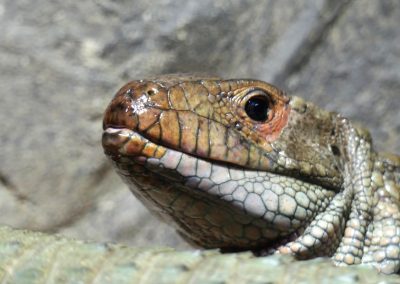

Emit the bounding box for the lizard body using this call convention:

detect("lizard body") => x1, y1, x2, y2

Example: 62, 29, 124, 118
102, 75, 400, 274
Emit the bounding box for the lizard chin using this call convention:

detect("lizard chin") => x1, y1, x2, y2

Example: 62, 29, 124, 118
103, 127, 335, 252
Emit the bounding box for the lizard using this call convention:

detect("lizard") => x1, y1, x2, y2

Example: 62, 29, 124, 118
102, 74, 400, 274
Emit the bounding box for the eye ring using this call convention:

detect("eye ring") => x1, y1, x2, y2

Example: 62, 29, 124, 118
244, 90, 271, 122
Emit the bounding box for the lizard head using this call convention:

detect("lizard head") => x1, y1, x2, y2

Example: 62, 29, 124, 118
102, 75, 343, 251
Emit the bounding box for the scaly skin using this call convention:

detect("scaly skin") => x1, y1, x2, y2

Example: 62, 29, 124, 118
102, 75, 400, 274
1, 226, 399, 283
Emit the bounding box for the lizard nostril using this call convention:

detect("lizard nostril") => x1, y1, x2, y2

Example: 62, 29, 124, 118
147, 89, 156, 96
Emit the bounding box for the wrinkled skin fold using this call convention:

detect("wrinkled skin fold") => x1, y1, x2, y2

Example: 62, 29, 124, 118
102, 75, 400, 274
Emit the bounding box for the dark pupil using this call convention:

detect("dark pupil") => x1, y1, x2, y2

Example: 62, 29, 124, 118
245, 96, 269, 121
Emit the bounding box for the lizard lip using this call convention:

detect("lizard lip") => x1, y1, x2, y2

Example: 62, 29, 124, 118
102, 127, 165, 162
102, 127, 249, 170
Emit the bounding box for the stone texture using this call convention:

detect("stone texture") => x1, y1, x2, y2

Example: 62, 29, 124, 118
286, 0, 400, 153
0, 0, 398, 248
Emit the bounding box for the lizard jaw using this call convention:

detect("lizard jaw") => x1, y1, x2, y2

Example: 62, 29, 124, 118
103, 127, 335, 251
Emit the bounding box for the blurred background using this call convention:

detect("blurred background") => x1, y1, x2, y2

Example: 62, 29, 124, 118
0, 0, 399, 249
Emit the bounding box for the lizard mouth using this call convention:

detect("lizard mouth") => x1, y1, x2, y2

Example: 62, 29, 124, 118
103, 126, 255, 171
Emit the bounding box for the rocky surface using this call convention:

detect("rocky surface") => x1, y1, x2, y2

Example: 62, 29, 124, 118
0, 0, 399, 249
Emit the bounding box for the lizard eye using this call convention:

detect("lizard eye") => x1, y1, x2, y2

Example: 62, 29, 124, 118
244, 91, 270, 121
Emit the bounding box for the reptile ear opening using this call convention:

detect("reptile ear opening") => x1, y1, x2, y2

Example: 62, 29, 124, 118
330, 145, 341, 157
